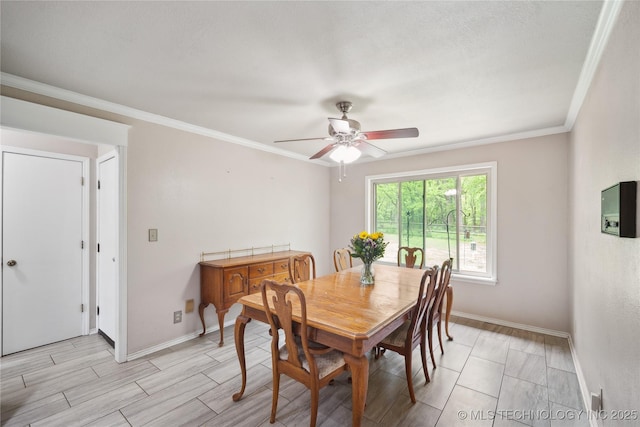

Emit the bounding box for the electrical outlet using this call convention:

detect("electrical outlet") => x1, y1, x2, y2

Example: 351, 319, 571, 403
185, 299, 195, 313
173, 310, 182, 324
149, 229, 158, 242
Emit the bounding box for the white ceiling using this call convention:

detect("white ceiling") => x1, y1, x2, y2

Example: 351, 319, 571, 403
1, 1, 607, 163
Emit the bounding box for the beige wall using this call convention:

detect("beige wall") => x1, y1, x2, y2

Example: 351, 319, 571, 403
569, 0, 640, 417
0, 128, 100, 158
125, 121, 330, 352
330, 133, 571, 332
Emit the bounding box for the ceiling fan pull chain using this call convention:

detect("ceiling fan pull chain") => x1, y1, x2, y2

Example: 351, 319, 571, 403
338, 160, 346, 182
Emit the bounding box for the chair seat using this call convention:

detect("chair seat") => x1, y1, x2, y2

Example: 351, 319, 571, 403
279, 344, 345, 378
380, 320, 411, 347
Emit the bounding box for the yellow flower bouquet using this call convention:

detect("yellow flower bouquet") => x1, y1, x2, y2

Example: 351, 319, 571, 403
349, 231, 388, 284
350, 231, 388, 264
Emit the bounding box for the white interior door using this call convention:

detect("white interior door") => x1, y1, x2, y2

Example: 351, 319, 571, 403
2, 150, 86, 355
97, 154, 118, 345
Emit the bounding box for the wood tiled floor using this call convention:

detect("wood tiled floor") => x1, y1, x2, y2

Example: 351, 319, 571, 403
1, 316, 589, 426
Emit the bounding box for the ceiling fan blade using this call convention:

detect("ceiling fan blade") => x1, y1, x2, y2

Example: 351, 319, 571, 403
274, 137, 327, 143
353, 140, 387, 158
328, 118, 351, 134
309, 143, 337, 160
361, 127, 419, 140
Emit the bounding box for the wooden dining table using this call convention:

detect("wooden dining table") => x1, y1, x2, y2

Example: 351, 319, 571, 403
232, 263, 439, 426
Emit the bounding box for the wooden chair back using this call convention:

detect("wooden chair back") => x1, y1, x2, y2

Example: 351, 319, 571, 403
375, 266, 439, 403
333, 248, 352, 272
261, 280, 309, 370
289, 254, 316, 284
427, 258, 453, 367
397, 246, 424, 269
260, 279, 347, 426
434, 258, 453, 314
407, 267, 439, 348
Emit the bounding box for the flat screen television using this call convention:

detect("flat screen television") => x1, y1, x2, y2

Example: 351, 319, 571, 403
601, 181, 637, 237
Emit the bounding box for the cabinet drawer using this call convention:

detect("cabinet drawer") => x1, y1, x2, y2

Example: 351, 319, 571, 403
249, 262, 273, 278
274, 259, 290, 275
249, 272, 292, 294
272, 272, 292, 284
248, 278, 264, 294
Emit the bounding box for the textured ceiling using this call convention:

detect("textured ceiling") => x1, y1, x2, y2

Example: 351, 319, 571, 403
0, 1, 604, 163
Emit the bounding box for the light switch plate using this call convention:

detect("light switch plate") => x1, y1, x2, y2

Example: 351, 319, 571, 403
149, 229, 158, 242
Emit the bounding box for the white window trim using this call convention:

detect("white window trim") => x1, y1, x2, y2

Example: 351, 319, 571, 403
365, 161, 497, 285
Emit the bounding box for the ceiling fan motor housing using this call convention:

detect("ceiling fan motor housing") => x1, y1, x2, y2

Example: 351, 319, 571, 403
328, 119, 361, 137
329, 100, 361, 137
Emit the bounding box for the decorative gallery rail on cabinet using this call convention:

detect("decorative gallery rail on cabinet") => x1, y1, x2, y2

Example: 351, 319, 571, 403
198, 248, 310, 346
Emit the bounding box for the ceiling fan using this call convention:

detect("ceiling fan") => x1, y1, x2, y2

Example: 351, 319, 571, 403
274, 101, 419, 164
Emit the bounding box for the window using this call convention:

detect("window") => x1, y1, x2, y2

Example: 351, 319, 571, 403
366, 162, 497, 284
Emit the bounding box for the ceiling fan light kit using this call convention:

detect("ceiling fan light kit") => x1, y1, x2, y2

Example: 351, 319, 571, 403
329, 145, 361, 163
274, 101, 419, 181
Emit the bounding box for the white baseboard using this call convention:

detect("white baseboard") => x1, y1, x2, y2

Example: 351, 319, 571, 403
567, 335, 599, 427
126, 319, 236, 361
451, 310, 570, 338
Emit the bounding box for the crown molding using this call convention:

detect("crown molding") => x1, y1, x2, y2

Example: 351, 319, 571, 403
351, 125, 570, 166
0, 72, 324, 164
564, 0, 624, 130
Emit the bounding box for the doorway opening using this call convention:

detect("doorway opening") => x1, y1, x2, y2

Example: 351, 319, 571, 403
1, 96, 129, 362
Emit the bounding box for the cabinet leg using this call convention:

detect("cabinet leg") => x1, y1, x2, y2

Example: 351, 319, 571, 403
217, 310, 226, 346
232, 314, 251, 402
198, 302, 208, 337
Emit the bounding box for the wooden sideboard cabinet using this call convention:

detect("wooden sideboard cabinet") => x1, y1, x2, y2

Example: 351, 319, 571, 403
199, 250, 310, 346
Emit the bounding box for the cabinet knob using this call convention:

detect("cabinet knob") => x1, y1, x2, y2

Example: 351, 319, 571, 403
7, 260, 17, 267
258, 267, 265, 273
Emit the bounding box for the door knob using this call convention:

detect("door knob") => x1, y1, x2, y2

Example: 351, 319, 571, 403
7, 260, 17, 267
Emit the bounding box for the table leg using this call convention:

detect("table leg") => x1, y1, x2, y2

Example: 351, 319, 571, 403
445, 285, 454, 341
343, 353, 369, 427
232, 314, 251, 401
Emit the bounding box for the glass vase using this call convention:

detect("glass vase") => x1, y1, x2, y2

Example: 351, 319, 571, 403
360, 261, 375, 285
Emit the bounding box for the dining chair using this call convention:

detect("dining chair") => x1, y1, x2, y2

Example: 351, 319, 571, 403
333, 248, 352, 272
397, 246, 424, 269
289, 253, 316, 284
427, 258, 453, 368
261, 279, 348, 427
375, 266, 439, 403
